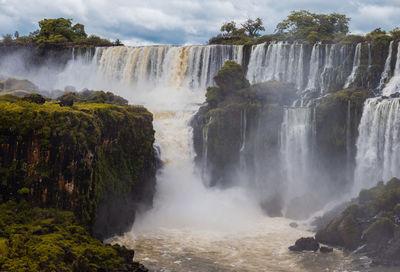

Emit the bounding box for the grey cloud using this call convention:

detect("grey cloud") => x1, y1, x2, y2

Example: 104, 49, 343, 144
0, 0, 399, 44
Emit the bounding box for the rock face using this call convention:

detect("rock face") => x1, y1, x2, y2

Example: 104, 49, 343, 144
289, 237, 320, 252
316, 178, 400, 266
191, 61, 297, 215
0, 96, 157, 239
0, 201, 149, 271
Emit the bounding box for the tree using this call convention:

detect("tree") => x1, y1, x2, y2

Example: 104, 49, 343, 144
14, 31, 19, 39
275, 10, 350, 41
1, 34, 13, 45
35, 18, 88, 43
241, 18, 265, 38
390, 27, 400, 40
220, 21, 237, 34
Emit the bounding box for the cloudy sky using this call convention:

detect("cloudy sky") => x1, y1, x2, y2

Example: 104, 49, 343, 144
0, 0, 400, 45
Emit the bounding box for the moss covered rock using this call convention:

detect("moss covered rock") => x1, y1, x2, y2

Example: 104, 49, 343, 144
0, 96, 157, 239
0, 201, 147, 272
316, 178, 400, 266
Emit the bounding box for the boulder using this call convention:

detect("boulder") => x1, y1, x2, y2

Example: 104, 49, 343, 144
320, 246, 333, 253
289, 237, 320, 252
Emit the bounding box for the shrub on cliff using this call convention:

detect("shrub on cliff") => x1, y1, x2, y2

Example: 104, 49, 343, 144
213, 61, 249, 94
0, 201, 142, 271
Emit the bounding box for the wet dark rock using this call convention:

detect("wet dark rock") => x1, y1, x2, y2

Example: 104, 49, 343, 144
289, 237, 320, 252
382, 95, 389, 99
316, 178, 400, 266
389, 92, 400, 98
320, 246, 333, 253
289, 222, 298, 228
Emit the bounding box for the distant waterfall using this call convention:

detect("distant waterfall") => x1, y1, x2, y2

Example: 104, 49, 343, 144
280, 107, 314, 207
382, 42, 400, 96
354, 98, 400, 191
377, 41, 394, 91
344, 43, 362, 88
94, 45, 244, 90
246, 42, 352, 94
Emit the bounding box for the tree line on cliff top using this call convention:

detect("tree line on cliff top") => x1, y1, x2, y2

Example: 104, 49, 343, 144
209, 10, 400, 45
1, 18, 122, 47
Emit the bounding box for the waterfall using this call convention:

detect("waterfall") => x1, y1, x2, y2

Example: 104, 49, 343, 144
305, 43, 321, 91
377, 41, 394, 91
246, 42, 307, 88
368, 43, 372, 70
239, 109, 247, 170
280, 107, 313, 208
382, 42, 400, 96
346, 100, 352, 180
354, 98, 400, 192
93, 45, 244, 91
344, 43, 362, 88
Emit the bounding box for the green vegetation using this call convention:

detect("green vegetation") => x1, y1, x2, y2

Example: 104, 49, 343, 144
275, 10, 350, 42
209, 17, 266, 45
0, 201, 137, 271
316, 178, 400, 265
1, 18, 120, 47
58, 90, 129, 106
0, 94, 156, 238
209, 11, 400, 45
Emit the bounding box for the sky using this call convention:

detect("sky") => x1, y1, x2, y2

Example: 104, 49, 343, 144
0, 0, 400, 45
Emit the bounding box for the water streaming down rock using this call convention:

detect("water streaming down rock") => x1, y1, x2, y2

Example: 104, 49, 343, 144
246, 42, 352, 95
354, 98, 400, 192
280, 107, 314, 214
377, 41, 394, 91
382, 42, 400, 96
346, 100, 352, 181
344, 43, 362, 88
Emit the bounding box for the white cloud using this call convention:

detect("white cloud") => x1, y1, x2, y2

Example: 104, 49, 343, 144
0, 0, 399, 44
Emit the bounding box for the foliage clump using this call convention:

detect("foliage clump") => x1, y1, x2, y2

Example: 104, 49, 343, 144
0, 18, 120, 47
58, 90, 128, 106
275, 10, 350, 42
0, 201, 139, 271
316, 177, 400, 266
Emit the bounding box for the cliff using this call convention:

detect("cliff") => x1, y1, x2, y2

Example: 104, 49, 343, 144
0, 95, 157, 240
315, 178, 400, 266
192, 60, 369, 218
191, 61, 297, 215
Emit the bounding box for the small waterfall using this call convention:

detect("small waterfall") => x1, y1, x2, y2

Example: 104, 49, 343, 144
368, 43, 372, 70
346, 100, 352, 180
377, 41, 394, 91
239, 109, 247, 170
354, 98, 400, 192
280, 107, 313, 207
344, 43, 362, 88
305, 43, 321, 91
72, 47, 75, 61
295, 44, 305, 90
202, 116, 213, 184
382, 42, 400, 96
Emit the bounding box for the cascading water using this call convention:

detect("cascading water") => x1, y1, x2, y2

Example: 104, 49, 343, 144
354, 98, 400, 192
344, 43, 362, 88
382, 42, 400, 96
377, 41, 394, 91
280, 107, 314, 210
